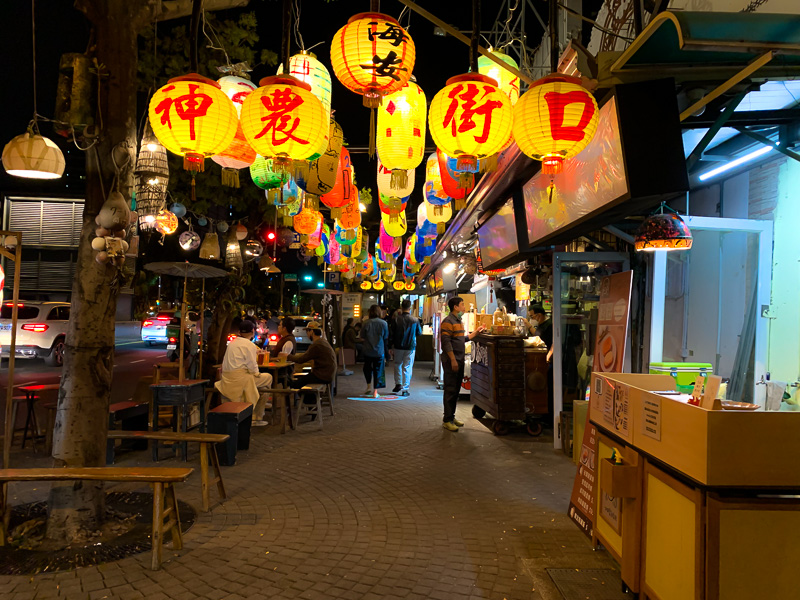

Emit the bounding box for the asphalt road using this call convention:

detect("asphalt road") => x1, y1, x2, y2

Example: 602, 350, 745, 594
0, 339, 170, 404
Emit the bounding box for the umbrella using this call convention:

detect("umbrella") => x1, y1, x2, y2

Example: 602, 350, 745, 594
145, 261, 229, 381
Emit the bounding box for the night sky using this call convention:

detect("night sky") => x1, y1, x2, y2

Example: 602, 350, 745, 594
0, 0, 548, 266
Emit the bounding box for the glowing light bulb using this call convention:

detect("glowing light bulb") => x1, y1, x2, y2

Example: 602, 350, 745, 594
144, 215, 156, 224
359, 203, 367, 212
146, 143, 158, 152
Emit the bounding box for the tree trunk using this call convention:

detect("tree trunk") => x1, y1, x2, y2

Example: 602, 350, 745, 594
45, 1, 141, 546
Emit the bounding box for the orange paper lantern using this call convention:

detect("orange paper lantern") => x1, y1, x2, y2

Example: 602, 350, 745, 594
513, 74, 599, 175
320, 147, 355, 215
240, 75, 329, 173
149, 74, 238, 171
330, 13, 415, 107
428, 73, 512, 185
338, 197, 362, 230
293, 207, 323, 236
154, 210, 179, 234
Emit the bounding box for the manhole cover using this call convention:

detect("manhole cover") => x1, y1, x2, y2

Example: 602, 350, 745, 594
0, 491, 196, 575
547, 568, 633, 600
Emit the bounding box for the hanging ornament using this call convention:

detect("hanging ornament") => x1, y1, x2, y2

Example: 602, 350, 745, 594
217, 75, 257, 116
154, 210, 178, 235
197, 217, 208, 226
478, 50, 520, 105
325, 234, 340, 265
250, 154, 289, 190
134, 119, 169, 230
199, 232, 220, 259
225, 229, 243, 270
96, 191, 132, 232
428, 73, 512, 188
211, 124, 257, 187
337, 195, 362, 232
377, 159, 414, 199
376, 80, 426, 188
240, 75, 329, 176
234, 224, 248, 240
217, 221, 230, 233
416, 202, 438, 239
378, 193, 408, 217
513, 74, 599, 176
381, 209, 407, 237
243, 238, 264, 261
320, 147, 355, 218
379, 221, 401, 255
148, 74, 238, 171
2, 132, 65, 180
293, 202, 323, 243
277, 52, 333, 126
170, 202, 187, 218
436, 149, 470, 204
295, 119, 344, 196
424, 197, 452, 234
330, 13, 415, 108
424, 153, 451, 206
179, 230, 201, 251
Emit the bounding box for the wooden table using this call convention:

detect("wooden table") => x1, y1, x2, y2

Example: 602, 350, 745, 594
16, 384, 60, 452
259, 361, 294, 388
149, 379, 208, 461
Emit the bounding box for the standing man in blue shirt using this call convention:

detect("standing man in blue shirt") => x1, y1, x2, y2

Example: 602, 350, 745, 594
390, 299, 422, 396
360, 304, 389, 398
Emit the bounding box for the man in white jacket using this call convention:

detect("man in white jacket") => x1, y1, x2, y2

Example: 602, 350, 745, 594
215, 320, 272, 426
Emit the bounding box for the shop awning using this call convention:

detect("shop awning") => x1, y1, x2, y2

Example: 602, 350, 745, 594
599, 11, 800, 89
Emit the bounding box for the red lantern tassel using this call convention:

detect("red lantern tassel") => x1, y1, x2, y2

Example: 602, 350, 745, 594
184, 153, 205, 172
369, 108, 376, 159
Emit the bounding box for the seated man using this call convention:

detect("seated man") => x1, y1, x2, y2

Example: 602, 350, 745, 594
280, 320, 336, 400
215, 320, 272, 426
270, 316, 296, 358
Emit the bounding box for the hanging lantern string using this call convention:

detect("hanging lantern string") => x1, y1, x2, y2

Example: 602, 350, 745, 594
29, 0, 40, 134
281, 0, 292, 74
292, 0, 305, 52
189, 0, 202, 73
470, 0, 481, 73
201, 9, 232, 69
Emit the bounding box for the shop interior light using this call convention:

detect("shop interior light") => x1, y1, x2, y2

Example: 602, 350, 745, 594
359, 203, 367, 212
635, 203, 693, 252
698, 145, 773, 182
443, 261, 456, 274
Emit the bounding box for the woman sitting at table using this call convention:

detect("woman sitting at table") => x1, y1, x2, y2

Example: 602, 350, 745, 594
270, 317, 296, 358
215, 320, 272, 426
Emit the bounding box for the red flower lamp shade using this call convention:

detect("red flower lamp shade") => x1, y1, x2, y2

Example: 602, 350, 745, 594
635, 213, 693, 251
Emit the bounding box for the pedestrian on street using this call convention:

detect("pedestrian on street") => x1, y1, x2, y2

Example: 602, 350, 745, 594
440, 296, 485, 431
360, 304, 389, 398
215, 320, 273, 426
391, 299, 422, 396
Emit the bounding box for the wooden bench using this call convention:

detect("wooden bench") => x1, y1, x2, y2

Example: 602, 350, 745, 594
107, 431, 228, 512
0, 467, 192, 570
207, 403, 253, 466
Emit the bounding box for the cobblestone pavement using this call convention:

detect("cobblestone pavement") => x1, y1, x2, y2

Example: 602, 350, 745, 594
1, 362, 617, 599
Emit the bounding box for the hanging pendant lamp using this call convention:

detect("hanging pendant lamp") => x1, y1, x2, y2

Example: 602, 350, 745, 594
635, 204, 693, 251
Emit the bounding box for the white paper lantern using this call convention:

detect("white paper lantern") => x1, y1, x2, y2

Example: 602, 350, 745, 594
2, 133, 65, 179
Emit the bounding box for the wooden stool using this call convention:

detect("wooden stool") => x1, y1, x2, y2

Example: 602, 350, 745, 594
10, 395, 41, 451
151, 480, 183, 571
293, 385, 324, 431
319, 383, 334, 417
41, 401, 57, 456
207, 403, 253, 466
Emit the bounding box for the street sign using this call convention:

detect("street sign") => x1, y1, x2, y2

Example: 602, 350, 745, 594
284, 274, 298, 281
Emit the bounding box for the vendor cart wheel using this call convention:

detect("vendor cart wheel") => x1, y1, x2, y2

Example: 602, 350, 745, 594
493, 421, 510, 436
526, 421, 544, 437
471, 405, 486, 419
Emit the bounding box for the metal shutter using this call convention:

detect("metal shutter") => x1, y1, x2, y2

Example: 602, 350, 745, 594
6, 197, 84, 248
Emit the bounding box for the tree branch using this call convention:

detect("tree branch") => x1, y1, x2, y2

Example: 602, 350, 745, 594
156, 0, 250, 22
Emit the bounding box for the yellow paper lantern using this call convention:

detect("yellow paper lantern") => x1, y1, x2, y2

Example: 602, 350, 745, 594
154, 210, 178, 234
149, 74, 238, 171
392, 280, 405, 291
404, 281, 415, 291
428, 73, 512, 180
360, 280, 372, 290
478, 50, 520, 106
377, 159, 414, 198
372, 280, 385, 291
513, 74, 599, 175
330, 13, 415, 107
277, 52, 332, 123
240, 75, 329, 174
424, 198, 452, 234
376, 81, 426, 187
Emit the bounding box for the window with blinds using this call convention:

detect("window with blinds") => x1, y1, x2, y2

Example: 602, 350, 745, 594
2, 196, 85, 292
5, 197, 84, 247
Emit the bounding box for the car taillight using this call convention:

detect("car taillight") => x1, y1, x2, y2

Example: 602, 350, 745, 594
21, 323, 48, 332
142, 320, 153, 327
269, 334, 279, 341
5, 302, 24, 307
156, 316, 171, 321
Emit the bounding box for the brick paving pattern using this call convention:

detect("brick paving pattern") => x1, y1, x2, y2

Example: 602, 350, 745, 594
1, 362, 617, 599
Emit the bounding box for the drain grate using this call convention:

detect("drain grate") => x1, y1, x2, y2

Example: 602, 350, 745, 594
546, 568, 634, 600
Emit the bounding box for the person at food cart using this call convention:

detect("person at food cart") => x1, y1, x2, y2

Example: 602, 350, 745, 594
215, 320, 273, 427
528, 305, 555, 415
440, 297, 486, 432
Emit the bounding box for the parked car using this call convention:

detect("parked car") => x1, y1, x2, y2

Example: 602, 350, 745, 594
0, 301, 70, 366
141, 311, 175, 345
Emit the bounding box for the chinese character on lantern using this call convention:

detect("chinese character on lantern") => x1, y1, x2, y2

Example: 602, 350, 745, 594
256, 87, 309, 146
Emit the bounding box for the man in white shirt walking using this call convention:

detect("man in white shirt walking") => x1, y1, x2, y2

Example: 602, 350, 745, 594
215, 320, 273, 426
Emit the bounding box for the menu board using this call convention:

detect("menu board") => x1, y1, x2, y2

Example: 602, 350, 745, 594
592, 271, 633, 375
568, 411, 597, 539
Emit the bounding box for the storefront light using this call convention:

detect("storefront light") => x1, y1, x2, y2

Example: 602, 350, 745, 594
443, 261, 456, 274
698, 145, 772, 182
